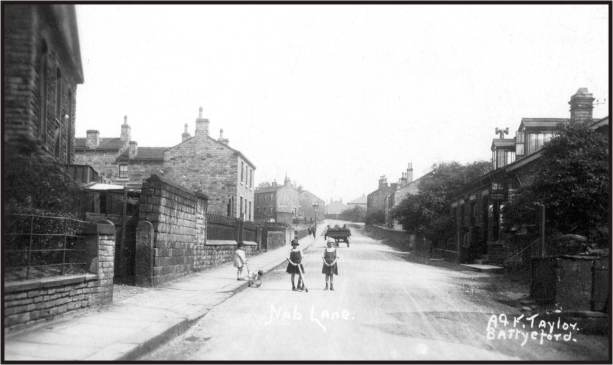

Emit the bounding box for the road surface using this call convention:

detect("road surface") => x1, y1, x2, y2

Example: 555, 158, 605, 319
144, 221, 608, 361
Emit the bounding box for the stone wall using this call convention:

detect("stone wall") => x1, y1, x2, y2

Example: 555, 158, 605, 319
202, 242, 258, 268
135, 174, 208, 286
73, 149, 125, 182
364, 225, 432, 257
3, 222, 115, 331
4, 4, 80, 164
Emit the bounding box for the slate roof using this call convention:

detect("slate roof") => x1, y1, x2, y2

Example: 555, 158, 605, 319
491, 138, 516, 150
115, 147, 167, 162
255, 185, 282, 194
74, 137, 126, 151
519, 118, 569, 129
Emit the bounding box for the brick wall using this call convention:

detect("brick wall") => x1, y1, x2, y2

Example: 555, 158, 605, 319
3, 222, 115, 331
3, 5, 80, 164
135, 174, 208, 286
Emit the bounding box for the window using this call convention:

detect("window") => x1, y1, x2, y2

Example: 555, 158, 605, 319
241, 162, 244, 182
240, 197, 244, 218
526, 131, 555, 155
119, 165, 128, 178
249, 201, 252, 221
56, 68, 62, 120
515, 130, 524, 156
66, 89, 72, 164
38, 40, 48, 140
250, 169, 253, 187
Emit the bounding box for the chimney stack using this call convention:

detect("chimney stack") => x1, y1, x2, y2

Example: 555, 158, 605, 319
86, 130, 100, 149
569, 88, 594, 125
195, 106, 210, 137
400, 171, 408, 186
182, 123, 191, 142
378, 175, 388, 189
218, 128, 229, 145
129, 141, 138, 159
120, 115, 131, 143
406, 162, 413, 183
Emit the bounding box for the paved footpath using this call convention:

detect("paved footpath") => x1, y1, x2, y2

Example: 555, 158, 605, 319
4, 226, 323, 361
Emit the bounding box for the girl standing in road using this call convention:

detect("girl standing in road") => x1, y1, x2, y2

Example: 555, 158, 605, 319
286, 240, 305, 291
322, 240, 339, 290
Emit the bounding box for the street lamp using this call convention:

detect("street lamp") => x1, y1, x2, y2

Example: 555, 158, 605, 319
312, 202, 319, 238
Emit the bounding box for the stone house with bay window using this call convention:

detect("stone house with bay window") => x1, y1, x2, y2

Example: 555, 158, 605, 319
449, 88, 609, 265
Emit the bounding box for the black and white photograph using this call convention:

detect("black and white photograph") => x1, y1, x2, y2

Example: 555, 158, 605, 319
1, 1, 611, 362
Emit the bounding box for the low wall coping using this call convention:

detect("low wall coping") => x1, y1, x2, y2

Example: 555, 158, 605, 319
4, 274, 98, 293
81, 221, 115, 235
206, 240, 257, 246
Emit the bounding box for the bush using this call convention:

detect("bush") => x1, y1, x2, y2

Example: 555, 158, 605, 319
339, 206, 366, 222
5, 134, 83, 216
503, 123, 608, 246
365, 210, 385, 225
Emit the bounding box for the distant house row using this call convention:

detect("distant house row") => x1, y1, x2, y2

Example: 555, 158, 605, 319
366, 88, 609, 265
448, 88, 608, 264
254, 177, 325, 225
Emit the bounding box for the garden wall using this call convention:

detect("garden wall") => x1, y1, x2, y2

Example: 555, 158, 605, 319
3, 221, 115, 331
135, 175, 207, 286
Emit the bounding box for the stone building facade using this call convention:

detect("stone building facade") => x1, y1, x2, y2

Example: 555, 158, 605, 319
366, 176, 397, 223
298, 190, 325, 223
74, 116, 135, 183
162, 109, 255, 220
4, 4, 83, 163
254, 178, 300, 224
325, 199, 348, 218
449, 88, 609, 264
75, 109, 256, 220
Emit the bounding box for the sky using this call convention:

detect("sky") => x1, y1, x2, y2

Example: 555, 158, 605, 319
74, 4, 609, 203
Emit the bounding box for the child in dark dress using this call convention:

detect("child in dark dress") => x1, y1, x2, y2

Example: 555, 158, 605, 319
322, 240, 339, 290
286, 239, 305, 291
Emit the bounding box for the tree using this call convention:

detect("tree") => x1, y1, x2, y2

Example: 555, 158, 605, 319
503, 123, 608, 246
392, 161, 491, 245
365, 210, 385, 225
339, 206, 366, 222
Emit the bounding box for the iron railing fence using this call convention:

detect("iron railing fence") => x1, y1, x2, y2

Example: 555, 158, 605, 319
4, 214, 90, 281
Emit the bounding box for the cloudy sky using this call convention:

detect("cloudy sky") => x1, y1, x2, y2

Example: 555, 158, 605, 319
75, 4, 608, 203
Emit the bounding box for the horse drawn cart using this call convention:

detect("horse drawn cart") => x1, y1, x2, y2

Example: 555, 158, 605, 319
324, 225, 351, 247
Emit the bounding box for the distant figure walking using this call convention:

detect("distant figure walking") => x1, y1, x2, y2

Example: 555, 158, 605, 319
286, 239, 305, 291
322, 240, 339, 290
311, 225, 316, 239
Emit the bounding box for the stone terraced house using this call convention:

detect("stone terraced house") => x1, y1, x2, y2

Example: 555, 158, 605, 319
74, 108, 256, 220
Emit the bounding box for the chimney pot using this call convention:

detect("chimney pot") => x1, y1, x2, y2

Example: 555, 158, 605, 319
569, 88, 595, 125
182, 123, 191, 142
86, 130, 100, 149
120, 115, 131, 143
195, 107, 209, 137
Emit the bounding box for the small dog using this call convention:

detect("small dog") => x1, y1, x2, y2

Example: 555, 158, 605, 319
247, 269, 264, 288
